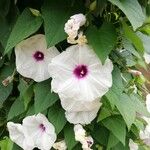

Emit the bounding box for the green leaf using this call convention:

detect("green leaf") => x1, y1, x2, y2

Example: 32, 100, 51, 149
102, 116, 126, 145
97, 107, 112, 122
0, 0, 10, 17
131, 94, 150, 117
86, 23, 117, 63
64, 124, 78, 150
92, 125, 109, 146
137, 31, 150, 54
12, 143, 22, 150
122, 22, 144, 53
109, 0, 145, 30
111, 142, 129, 150
122, 37, 141, 58
106, 68, 136, 129
34, 80, 58, 113
5, 8, 43, 54
48, 104, 67, 134
18, 79, 34, 110
0, 137, 13, 150
42, 0, 83, 47
107, 133, 119, 149
7, 98, 25, 120
0, 65, 14, 107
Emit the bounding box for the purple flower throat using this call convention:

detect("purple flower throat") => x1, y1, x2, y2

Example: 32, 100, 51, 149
73, 64, 88, 79
33, 51, 44, 61
39, 124, 46, 132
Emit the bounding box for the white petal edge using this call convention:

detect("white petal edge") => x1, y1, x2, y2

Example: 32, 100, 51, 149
65, 103, 102, 125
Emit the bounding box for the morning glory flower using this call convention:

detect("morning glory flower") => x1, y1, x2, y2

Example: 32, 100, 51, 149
64, 14, 86, 39
22, 113, 57, 150
49, 44, 113, 102
7, 113, 56, 150
7, 122, 34, 150
65, 102, 101, 125
15, 34, 59, 82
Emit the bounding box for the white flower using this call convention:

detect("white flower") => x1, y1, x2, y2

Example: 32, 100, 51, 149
53, 140, 67, 150
129, 139, 138, 150
74, 124, 94, 150
22, 113, 57, 150
65, 103, 101, 125
15, 34, 59, 82
144, 52, 150, 64
7, 122, 34, 150
49, 44, 113, 102
64, 14, 86, 38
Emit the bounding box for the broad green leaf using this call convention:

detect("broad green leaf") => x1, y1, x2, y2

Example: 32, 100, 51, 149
122, 37, 141, 59
112, 142, 129, 150
26, 105, 35, 116
42, 0, 83, 47
102, 116, 126, 145
107, 133, 119, 150
109, 0, 145, 30
0, 108, 7, 126
137, 31, 150, 54
12, 143, 22, 150
0, 137, 13, 150
86, 23, 117, 63
48, 104, 67, 134
5, 8, 43, 54
7, 98, 25, 120
0, 64, 14, 107
0, 0, 10, 17
0, 4, 18, 48
64, 124, 77, 150
92, 125, 109, 146
122, 22, 144, 53
131, 94, 150, 117
34, 80, 58, 113
97, 107, 112, 122
18, 79, 34, 110
106, 68, 136, 129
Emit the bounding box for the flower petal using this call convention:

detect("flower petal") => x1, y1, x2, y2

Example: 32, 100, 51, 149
7, 122, 34, 150
60, 96, 100, 112
65, 103, 102, 125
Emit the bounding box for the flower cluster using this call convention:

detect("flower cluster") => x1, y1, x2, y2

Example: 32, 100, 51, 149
7, 113, 56, 150
9, 13, 114, 149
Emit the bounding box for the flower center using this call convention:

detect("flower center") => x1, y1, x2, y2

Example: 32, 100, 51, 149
33, 51, 44, 61
39, 124, 46, 132
73, 64, 88, 79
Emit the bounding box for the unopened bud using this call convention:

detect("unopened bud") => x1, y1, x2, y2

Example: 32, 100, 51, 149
2, 76, 13, 86
128, 69, 142, 76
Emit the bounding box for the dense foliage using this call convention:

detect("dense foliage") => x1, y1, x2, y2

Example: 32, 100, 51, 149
1, 0, 150, 150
